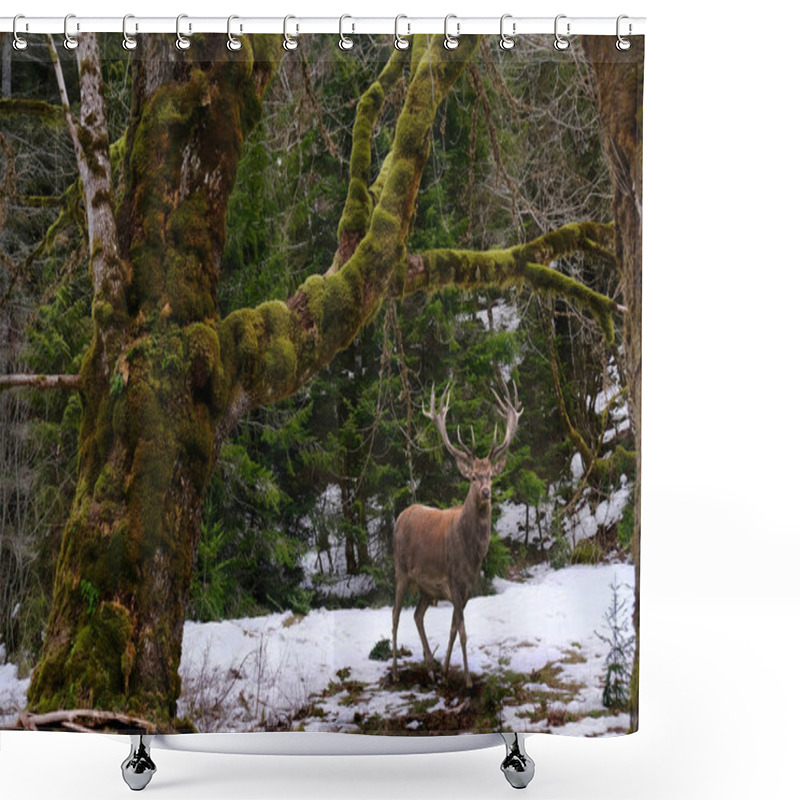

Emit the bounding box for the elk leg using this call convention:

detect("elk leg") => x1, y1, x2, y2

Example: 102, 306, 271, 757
392, 576, 408, 682
443, 610, 460, 680
458, 617, 472, 688
414, 594, 435, 681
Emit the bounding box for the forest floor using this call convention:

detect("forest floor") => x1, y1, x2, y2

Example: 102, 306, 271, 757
176, 562, 633, 737
0, 562, 633, 736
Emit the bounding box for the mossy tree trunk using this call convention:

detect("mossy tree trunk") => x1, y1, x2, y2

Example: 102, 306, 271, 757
583, 36, 644, 732
26, 34, 284, 727
18, 34, 625, 730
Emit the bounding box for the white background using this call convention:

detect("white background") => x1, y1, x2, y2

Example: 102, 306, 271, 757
2, 1, 798, 798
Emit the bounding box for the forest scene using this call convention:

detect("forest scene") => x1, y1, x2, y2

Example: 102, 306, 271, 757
0, 32, 642, 737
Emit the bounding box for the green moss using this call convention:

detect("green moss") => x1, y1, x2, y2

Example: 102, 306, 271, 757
30, 601, 134, 712
258, 300, 292, 338
186, 322, 222, 391
263, 337, 297, 388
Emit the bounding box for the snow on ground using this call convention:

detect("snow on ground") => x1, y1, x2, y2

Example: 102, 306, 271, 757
175, 563, 634, 736
0, 564, 633, 737
0, 653, 30, 728
495, 478, 631, 551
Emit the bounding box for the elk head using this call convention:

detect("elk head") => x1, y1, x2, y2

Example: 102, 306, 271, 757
422, 379, 523, 507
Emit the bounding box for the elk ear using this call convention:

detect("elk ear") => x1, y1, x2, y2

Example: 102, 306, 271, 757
455, 457, 473, 479
491, 456, 508, 477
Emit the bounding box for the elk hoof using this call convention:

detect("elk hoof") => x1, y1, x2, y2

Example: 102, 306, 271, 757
500, 733, 535, 790
121, 735, 157, 791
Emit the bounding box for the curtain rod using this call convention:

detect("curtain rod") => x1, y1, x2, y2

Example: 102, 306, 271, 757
0, 16, 646, 37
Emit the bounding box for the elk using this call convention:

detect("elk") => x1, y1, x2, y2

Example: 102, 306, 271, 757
392, 381, 522, 688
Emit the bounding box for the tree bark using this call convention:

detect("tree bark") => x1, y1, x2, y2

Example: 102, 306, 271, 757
582, 35, 644, 732
27, 35, 284, 728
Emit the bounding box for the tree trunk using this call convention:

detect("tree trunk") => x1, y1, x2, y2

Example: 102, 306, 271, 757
27, 35, 283, 728
1, 34, 11, 98
582, 35, 644, 732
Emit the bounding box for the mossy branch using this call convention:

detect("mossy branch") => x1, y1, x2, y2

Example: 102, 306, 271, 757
335, 47, 409, 259
220, 36, 482, 432
402, 221, 620, 342
0, 98, 65, 123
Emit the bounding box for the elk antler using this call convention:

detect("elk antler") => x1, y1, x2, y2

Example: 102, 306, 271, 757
422, 383, 473, 464
488, 379, 523, 464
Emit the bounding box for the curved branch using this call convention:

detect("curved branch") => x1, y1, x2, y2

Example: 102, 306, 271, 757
0, 374, 82, 392
402, 220, 621, 341
217, 36, 482, 436
334, 47, 409, 267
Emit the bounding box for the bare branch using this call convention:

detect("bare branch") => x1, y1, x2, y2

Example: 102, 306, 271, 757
17, 708, 155, 733
0, 374, 82, 392
47, 34, 125, 316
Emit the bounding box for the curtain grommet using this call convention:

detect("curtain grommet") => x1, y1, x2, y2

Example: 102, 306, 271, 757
443, 13, 460, 50
499, 14, 515, 50
12, 14, 28, 51
616, 15, 632, 51
554, 14, 570, 51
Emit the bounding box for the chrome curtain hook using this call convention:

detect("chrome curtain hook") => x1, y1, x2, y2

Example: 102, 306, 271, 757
283, 15, 298, 51
122, 14, 138, 50
616, 15, 632, 51
12, 14, 28, 51
339, 14, 354, 50
443, 13, 460, 50
64, 14, 79, 50
227, 15, 242, 51
394, 15, 410, 51
176, 14, 191, 51
499, 14, 515, 50
553, 14, 570, 51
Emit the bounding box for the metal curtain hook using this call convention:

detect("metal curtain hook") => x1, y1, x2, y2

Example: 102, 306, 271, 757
616, 15, 632, 51
554, 14, 570, 50
283, 15, 298, 51
12, 14, 28, 51
227, 15, 242, 51
176, 14, 191, 50
64, 14, 79, 50
443, 13, 459, 50
499, 14, 515, 50
394, 15, 410, 51
122, 14, 138, 50
339, 14, 354, 50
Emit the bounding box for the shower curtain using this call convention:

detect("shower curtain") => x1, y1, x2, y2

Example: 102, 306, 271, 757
0, 31, 643, 739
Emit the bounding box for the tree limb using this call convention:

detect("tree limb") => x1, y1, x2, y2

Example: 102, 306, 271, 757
401, 220, 621, 341
0, 97, 65, 123
333, 46, 409, 268
47, 34, 126, 318
218, 36, 482, 437
17, 708, 155, 733
0, 374, 82, 392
